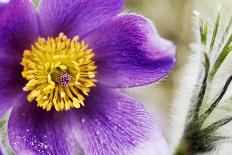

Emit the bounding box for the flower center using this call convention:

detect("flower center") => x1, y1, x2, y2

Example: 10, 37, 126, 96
21, 33, 97, 111
59, 73, 72, 87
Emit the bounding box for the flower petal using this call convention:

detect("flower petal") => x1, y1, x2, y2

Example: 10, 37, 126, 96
0, 0, 39, 60
0, 58, 24, 117
8, 100, 81, 155
38, 0, 125, 38
68, 86, 167, 155
84, 15, 176, 88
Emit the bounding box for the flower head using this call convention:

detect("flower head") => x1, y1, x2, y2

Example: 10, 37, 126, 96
0, 0, 175, 154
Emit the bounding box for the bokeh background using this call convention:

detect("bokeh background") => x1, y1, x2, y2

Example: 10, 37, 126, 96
125, 0, 231, 137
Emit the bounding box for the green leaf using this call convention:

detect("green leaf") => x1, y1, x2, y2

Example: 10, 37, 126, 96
200, 75, 232, 125
203, 116, 232, 133
200, 19, 208, 46
209, 12, 221, 53
218, 16, 232, 51
209, 34, 232, 80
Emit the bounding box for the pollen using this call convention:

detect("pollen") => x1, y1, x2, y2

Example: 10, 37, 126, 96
21, 33, 97, 111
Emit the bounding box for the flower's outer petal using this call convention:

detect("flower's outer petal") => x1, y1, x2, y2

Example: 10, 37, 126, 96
8, 100, 81, 155
0, 0, 39, 60
68, 86, 167, 155
38, 0, 125, 38
0, 58, 25, 118
84, 15, 176, 88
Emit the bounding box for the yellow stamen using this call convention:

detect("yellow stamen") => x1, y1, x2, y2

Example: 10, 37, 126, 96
21, 33, 97, 112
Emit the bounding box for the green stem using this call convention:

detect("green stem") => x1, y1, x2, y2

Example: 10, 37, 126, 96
193, 62, 208, 120
174, 140, 192, 155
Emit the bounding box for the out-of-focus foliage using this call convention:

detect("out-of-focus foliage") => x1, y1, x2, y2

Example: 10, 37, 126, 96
33, 0, 39, 6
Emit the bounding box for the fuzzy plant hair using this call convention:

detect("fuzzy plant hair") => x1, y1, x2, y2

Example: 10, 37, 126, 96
168, 5, 232, 155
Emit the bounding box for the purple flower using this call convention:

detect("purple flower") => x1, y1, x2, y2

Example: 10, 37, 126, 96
0, 0, 175, 154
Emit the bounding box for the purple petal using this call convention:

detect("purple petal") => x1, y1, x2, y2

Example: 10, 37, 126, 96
68, 86, 167, 155
0, 58, 25, 117
0, 0, 39, 60
38, 0, 125, 38
8, 99, 80, 155
84, 15, 176, 88
0, 149, 3, 155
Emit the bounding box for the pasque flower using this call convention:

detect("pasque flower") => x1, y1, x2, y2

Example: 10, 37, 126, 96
0, 0, 175, 154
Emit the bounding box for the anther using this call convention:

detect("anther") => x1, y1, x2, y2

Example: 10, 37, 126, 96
21, 33, 97, 111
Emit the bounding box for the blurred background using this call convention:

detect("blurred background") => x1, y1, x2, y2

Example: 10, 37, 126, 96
125, 0, 231, 137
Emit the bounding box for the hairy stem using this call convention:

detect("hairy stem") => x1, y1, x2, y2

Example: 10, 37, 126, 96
200, 75, 232, 125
